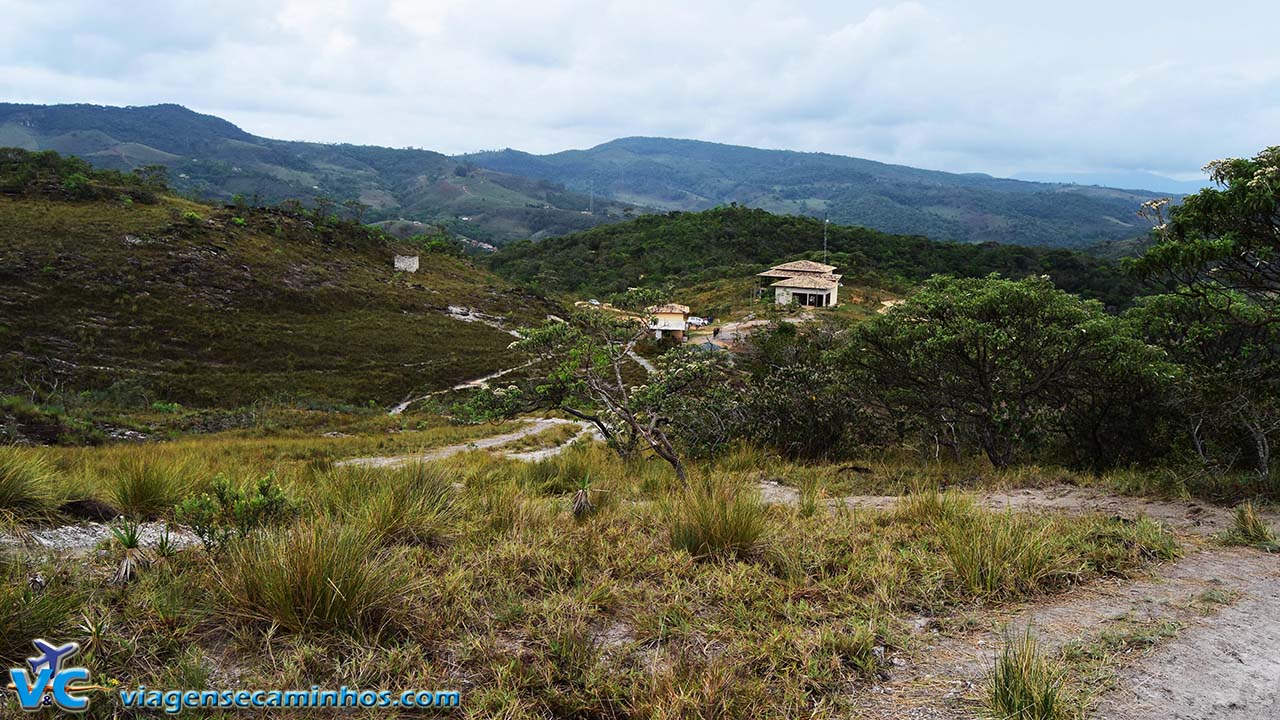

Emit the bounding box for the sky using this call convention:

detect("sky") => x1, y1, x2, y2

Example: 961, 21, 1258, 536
1, 0, 1277, 181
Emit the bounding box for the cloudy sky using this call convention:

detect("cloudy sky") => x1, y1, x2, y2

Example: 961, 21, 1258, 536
1, 0, 1276, 180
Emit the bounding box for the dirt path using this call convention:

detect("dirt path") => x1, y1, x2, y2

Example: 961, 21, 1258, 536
756, 481, 1280, 719
390, 360, 536, 415
626, 349, 656, 374
336, 418, 597, 468
757, 482, 1257, 537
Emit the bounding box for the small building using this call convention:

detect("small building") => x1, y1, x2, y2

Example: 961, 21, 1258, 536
648, 303, 690, 341
757, 260, 841, 307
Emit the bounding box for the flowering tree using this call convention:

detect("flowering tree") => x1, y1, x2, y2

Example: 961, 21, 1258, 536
1133, 147, 1280, 326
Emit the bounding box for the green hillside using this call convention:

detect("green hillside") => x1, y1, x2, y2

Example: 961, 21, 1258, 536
463, 136, 1170, 249
488, 206, 1145, 308
0, 103, 636, 245
0, 150, 558, 408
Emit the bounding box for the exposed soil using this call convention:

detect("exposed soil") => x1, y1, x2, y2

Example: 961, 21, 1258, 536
757, 482, 1280, 719
336, 417, 598, 468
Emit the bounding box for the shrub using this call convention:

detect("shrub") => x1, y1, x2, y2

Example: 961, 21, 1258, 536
986, 630, 1076, 720
668, 476, 769, 560
110, 455, 198, 519
182, 210, 202, 225
0, 446, 59, 517
219, 519, 420, 637
176, 473, 294, 553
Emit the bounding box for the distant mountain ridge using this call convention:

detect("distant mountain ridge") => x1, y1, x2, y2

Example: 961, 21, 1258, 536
1, 102, 1175, 250
0, 102, 633, 245
461, 136, 1171, 249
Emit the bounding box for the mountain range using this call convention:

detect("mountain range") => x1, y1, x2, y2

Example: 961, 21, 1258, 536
462, 137, 1172, 249
1, 103, 1176, 249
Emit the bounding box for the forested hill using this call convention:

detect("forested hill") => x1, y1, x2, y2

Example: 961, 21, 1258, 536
487, 206, 1145, 308
462, 136, 1170, 250
0, 103, 634, 245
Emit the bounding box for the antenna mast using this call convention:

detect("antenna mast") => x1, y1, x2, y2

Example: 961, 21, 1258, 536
823, 213, 829, 264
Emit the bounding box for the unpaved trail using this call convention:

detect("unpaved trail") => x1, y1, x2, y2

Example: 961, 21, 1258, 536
337, 418, 598, 468
390, 359, 536, 415
626, 349, 656, 374
756, 481, 1280, 719
758, 482, 1263, 537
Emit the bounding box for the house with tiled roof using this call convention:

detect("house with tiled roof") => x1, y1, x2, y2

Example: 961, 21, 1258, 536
757, 260, 842, 307
647, 303, 691, 340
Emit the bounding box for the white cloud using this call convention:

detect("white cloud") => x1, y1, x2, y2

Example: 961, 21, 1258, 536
0, 0, 1275, 177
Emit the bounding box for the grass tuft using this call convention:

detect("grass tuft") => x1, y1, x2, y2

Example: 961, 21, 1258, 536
942, 512, 1078, 600
668, 476, 769, 560
110, 454, 199, 519
0, 446, 59, 517
219, 518, 421, 637
1222, 501, 1278, 551
327, 463, 457, 546
987, 629, 1077, 720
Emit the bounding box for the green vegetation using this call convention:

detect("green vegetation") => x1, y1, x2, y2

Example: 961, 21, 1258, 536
1222, 502, 1278, 551
175, 473, 294, 552
464, 136, 1166, 249
489, 205, 1144, 307
986, 630, 1077, 720
0, 446, 59, 517
220, 518, 423, 637
667, 476, 768, 559
109, 455, 198, 519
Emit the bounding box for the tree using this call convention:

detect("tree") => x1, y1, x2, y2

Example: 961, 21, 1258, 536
455, 301, 725, 481
1132, 147, 1280, 326
854, 275, 1168, 467
343, 199, 370, 224
1128, 293, 1280, 476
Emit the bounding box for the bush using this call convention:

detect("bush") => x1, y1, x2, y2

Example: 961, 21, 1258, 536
668, 476, 769, 560
0, 446, 59, 517
182, 210, 202, 225
110, 455, 198, 519
219, 519, 421, 636
986, 630, 1076, 720
176, 473, 294, 553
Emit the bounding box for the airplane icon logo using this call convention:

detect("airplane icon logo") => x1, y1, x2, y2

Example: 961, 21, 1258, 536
27, 640, 80, 675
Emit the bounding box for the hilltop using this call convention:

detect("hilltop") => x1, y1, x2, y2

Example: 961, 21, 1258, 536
0, 149, 558, 408
0, 103, 634, 246
462, 136, 1171, 249
487, 206, 1144, 308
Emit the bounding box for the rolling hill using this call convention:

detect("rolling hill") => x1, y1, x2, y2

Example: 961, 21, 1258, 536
462, 137, 1171, 249
0, 149, 558, 408
487, 206, 1145, 309
0, 102, 635, 246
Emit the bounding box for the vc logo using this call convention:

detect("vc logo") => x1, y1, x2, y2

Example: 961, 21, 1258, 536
7, 639, 95, 713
